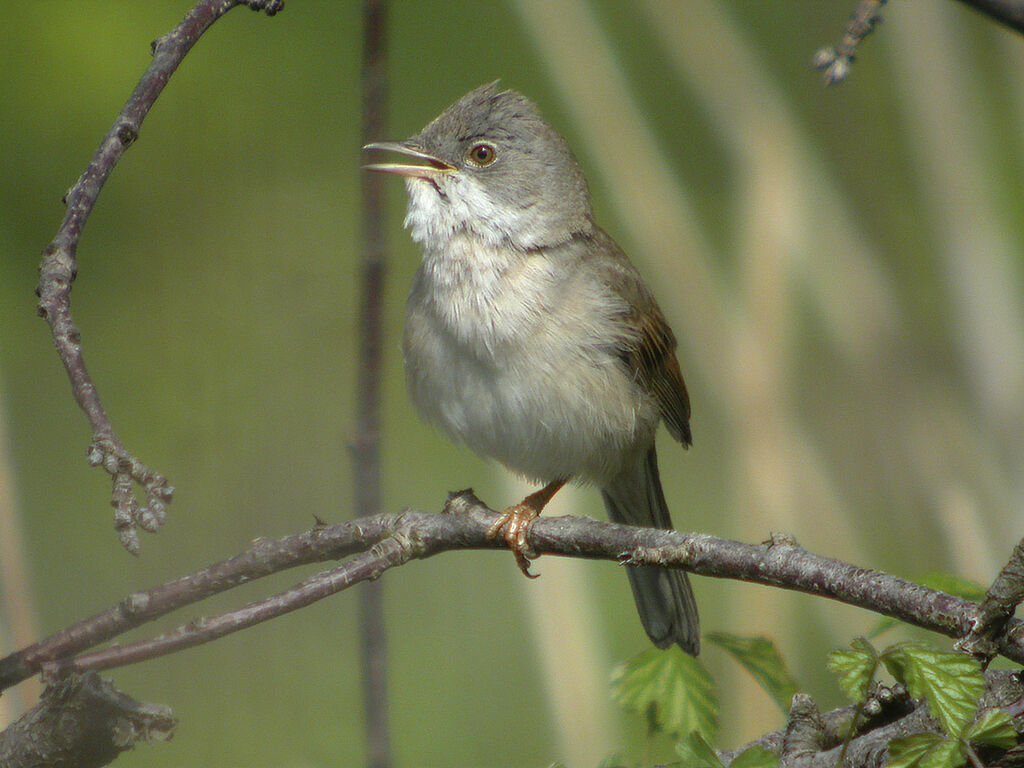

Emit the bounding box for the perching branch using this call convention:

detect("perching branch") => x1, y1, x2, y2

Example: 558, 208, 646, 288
35, 0, 283, 554
2, 490, 1020, 694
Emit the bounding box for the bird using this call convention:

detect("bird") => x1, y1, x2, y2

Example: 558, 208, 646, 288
363, 82, 699, 654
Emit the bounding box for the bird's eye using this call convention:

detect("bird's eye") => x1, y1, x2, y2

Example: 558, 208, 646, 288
467, 143, 497, 166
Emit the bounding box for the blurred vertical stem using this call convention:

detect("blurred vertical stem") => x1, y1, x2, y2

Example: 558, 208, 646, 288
356, 2, 391, 767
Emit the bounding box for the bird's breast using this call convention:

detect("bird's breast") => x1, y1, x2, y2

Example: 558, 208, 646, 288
402, 239, 659, 483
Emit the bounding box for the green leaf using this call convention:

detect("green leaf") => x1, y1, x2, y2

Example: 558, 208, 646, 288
729, 745, 780, 768
706, 632, 798, 714
611, 647, 718, 740
674, 731, 725, 768
918, 572, 987, 602
673, 737, 779, 768
884, 644, 985, 735
867, 615, 899, 639
962, 708, 1017, 750
886, 733, 961, 768
827, 637, 878, 702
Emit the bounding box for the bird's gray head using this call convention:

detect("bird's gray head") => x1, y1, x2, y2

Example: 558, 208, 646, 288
364, 82, 594, 251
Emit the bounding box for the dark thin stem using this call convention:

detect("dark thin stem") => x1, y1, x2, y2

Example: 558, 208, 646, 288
34, 0, 283, 553
355, 3, 391, 767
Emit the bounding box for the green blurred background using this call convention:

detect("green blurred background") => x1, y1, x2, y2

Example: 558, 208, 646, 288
2, 1, 1023, 765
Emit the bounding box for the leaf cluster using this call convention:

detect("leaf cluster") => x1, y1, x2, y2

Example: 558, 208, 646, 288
827, 638, 1016, 768
610, 632, 796, 767
606, 599, 1018, 768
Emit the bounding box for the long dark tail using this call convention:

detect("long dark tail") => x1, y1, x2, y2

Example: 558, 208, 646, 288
601, 446, 700, 655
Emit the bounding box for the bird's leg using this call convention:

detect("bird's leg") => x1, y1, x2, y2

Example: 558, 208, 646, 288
486, 478, 568, 578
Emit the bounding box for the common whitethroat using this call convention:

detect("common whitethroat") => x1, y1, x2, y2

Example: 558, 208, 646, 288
364, 82, 699, 654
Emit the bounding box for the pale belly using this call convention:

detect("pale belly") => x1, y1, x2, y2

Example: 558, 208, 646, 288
402, 246, 658, 484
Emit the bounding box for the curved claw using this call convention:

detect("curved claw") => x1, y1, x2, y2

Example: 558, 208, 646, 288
485, 479, 567, 578
487, 504, 541, 578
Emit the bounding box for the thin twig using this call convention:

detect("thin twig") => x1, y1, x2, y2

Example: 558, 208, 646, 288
0, 513, 385, 690
355, 2, 392, 767
3, 490, 1021, 693
814, 0, 1024, 87
813, 0, 887, 85
35, 0, 283, 554
45, 537, 413, 677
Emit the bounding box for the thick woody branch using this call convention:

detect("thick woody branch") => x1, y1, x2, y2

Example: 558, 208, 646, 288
958, 537, 1024, 662
781, 694, 826, 761
0, 672, 175, 768
1, 490, 1018, 693
721, 685, 915, 765
35, 0, 283, 554
726, 672, 1022, 767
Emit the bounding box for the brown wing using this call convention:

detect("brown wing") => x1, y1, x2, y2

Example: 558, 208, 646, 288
631, 305, 692, 446
585, 227, 692, 447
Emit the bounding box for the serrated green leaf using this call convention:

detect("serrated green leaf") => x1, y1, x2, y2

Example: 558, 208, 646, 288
706, 632, 798, 714
886, 733, 961, 768
886, 645, 985, 735
827, 637, 878, 702
729, 745, 780, 768
887, 733, 941, 768
918, 572, 987, 602
674, 731, 725, 768
962, 708, 1017, 749
611, 647, 718, 739
882, 647, 908, 679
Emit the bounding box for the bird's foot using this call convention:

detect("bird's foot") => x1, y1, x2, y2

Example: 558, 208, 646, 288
485, 478, 568, 579
487, 502, 541, 578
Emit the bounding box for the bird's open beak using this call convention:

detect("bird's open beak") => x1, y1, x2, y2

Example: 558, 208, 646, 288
362, 141, 455, 179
